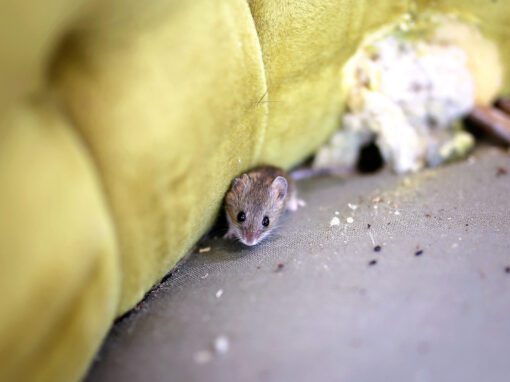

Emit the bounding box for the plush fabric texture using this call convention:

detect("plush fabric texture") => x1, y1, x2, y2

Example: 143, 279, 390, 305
0, 1, 509, 381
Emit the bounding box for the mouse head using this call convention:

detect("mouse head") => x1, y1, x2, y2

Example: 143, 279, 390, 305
225, 173, 288, 246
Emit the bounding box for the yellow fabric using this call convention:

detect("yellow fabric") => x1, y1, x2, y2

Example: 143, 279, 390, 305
0, 100, 119, 381
0, 1, 509, 381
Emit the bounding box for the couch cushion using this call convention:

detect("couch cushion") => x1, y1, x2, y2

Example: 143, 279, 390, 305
53, 0, 268, 314
0, 100, 119, 381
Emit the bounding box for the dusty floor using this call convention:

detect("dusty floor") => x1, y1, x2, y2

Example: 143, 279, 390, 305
87, 147, 510, 382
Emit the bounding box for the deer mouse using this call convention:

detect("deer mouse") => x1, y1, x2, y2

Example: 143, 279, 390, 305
224, 165, 305, 246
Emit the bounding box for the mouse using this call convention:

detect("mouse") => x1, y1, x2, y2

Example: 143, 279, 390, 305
223, 165, 305, 246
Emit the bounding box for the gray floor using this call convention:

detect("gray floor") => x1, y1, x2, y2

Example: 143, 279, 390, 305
87, 147, 510, 382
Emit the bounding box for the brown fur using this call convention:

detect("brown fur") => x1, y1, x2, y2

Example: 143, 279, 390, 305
224, 165, 297, 246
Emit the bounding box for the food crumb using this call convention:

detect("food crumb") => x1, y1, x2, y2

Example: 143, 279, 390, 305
200, 273, 209, 279
214, 336, 230, 355
367, 223, 371, 229
415, 249, 424, 256
394, 210, 401, 216
368, 259, 378, 266
348, 203, 358, 210
199, 247, 211, 253
374, 245, 382, 252
346, 217, 354, 224
275, 263, 285, 272
215, 289, 224, 298
330, 216, 341, 226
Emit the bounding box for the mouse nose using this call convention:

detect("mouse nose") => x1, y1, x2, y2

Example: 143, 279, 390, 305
244, 231, 257, 245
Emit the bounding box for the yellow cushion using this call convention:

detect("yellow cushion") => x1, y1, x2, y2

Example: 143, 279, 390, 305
0, 100, 119, 382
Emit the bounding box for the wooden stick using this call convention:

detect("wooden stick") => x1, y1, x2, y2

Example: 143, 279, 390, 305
468, 105, 510, 144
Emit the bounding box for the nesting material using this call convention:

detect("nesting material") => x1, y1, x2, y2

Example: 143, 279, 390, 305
313, 16, 502, 174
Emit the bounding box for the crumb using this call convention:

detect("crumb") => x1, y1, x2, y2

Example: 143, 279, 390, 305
256, 265, 261, 270
505, 266, 510, 274
465, 223, 469, 227
346, 217, 354, 224
199, 247, 211, 253
215, 289, 224, 298
275, 263, 285, 272
214, 336, 229, 354
335, 211, 340, 215
415, 249, 424, 256
374, 245, 382, 252
348, 203, 358, 210
496, 167, 508, 177
330, 216, 341, 226
200, 273, 209, 279
425, 213, 432, 218
367, 223, 371, 229
368, 259, 378, 266
394, 210, 400, 216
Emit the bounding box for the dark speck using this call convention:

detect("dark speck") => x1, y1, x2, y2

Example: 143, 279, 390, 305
367, 223, 371, 229
415, 249, 424, 256
275, 263, 284, 272
505, 266, 510, 274
496, 167, 508, 177
374, 245, 382, 252
368, 259, 378, 266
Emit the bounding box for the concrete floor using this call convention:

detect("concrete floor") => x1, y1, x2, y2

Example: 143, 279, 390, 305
87, 147, 510, 382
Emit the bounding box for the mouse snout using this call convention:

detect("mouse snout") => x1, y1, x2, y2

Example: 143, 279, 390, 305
243, 230, 259, 246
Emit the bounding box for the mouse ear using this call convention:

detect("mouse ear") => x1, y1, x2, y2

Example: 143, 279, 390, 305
271, 176, 288, 201
232, 174, 250, 193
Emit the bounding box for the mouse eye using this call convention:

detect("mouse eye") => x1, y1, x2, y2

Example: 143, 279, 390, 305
262, 216, 270, 227
237, 211, 246, 223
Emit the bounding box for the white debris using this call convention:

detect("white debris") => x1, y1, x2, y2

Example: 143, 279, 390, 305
335, 211, 340, 215
314, 19, 477, 174
348, 203, 358, 210
330, 217, 341, 226
346, 217, 354, 224
215, 289, 224, 298
214, 336, 230, 354
200, 273, 209, 279
394, 210, 400, 216
199, 247, 211, 253
368, 231, 376, 246
193, 350, 213, 364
